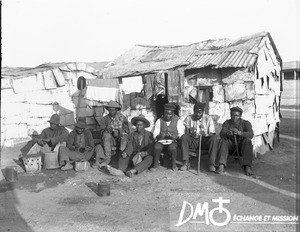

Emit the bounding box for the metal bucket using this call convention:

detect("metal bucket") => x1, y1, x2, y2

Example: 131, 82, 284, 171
98, 182, 110, 196
5, 166, 18, 182
75, 161, 89, 172
44, 152, 59, 169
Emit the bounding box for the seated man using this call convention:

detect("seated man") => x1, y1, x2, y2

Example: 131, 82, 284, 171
59, 117, 96, 170
20, 131, 40, 156
26, 114, 69, 156
181, 102, 219, 171
119, 115, 154, 177
216, 106, 254, 176
95, 100, 129, 168
152, 103, 185, 171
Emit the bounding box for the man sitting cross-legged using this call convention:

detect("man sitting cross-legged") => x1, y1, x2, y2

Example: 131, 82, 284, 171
59, 117, 100, 170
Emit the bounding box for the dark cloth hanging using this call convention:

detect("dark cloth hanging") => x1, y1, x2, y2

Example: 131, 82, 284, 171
167, 69, 185, 104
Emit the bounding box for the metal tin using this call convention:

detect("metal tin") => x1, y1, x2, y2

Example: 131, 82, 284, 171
98, 183, 110, 196
44, 152, 59, 169
75, 161, 89, 172
5, 166, 18, 182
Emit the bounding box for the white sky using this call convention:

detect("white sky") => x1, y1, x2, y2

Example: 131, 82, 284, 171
2, 0, 299, 67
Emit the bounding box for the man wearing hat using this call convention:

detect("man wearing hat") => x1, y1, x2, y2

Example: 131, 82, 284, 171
59, 117, 96, 170
26, 114, 69, 156
215, 106, 254, 175
152, 103, 185, 171
118, 115, 154, 177
181, 102, 219, 171
95, 100, 129, 168
20, 131, 40, 156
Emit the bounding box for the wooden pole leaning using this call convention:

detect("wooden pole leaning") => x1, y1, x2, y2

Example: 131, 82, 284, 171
233, 134, 243, 168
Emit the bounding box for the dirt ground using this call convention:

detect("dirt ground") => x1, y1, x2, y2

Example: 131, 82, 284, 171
0, 108, 299, 232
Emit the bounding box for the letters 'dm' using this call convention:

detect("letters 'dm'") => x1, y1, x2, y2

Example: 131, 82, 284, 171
175, 201, 209, 226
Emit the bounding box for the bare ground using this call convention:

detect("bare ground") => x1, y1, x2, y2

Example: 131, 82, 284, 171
0, 110, 299, 232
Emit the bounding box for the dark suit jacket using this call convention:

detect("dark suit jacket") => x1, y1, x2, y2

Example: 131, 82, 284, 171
123, 130, 154, 156
67, 129, 95, 149
220, 119, 254, 140
40, 126, 69, 147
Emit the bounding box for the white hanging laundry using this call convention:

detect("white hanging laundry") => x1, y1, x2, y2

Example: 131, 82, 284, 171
121, 76, 144, 94
85, 79, 119, 102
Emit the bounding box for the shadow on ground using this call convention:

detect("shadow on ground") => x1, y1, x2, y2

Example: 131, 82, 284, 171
0, 180, 34, 232
212, 173, 297, 214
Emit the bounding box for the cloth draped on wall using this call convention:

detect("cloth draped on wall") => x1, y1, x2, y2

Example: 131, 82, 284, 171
144, 74, 156, 100
154, 72, 166, 100
143, 72, 166, 100
122, 76, 144, 94
85, 79, 119, 102
224, 83, 247, 102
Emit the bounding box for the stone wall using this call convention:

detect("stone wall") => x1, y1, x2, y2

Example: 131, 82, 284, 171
1, 63, 102, 147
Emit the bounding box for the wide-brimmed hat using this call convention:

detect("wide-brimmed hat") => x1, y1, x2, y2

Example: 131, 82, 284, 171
31, 131, 39, 137
104, 100, 121, 110
230, 106, 243, 114
164, 103, 176, 111
48, 114, 60, 125
131, 115, 150, 128
74, 117, 86, 129
132, 153, 142, 166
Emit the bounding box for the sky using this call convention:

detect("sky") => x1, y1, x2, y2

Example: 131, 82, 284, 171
2, 0, 299, 67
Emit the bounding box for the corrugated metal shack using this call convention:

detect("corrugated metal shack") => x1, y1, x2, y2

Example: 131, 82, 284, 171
1, 62, 109, 147
102, 32, 282, 155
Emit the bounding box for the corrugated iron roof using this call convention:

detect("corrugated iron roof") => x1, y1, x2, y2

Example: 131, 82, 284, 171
103, 31, 281, 78
185, 34, 264, 69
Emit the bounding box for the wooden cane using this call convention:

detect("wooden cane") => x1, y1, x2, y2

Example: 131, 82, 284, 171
233, 134, 243, 168
197, 133, 202, 175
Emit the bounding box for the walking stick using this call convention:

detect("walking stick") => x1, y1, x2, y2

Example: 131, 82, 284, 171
197, 133, 202, 175
233, 134, 243, 168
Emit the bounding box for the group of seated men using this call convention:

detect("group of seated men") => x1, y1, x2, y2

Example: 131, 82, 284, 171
23, 100, 254, 177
